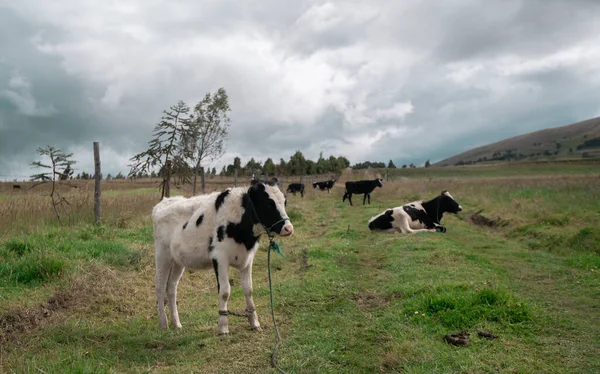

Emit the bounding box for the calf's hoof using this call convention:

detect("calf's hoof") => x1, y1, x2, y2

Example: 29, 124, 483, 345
251, 326, 263, 332
435, 226, 447, 233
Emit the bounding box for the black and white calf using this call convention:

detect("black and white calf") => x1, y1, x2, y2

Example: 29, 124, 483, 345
286, 183, 305, 198
368, 191, 462, 233
342, 178, 384, 205
152, 180, 294, 334
312, 179, 336, 194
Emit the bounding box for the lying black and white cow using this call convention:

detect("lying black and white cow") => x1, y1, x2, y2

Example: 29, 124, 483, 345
342, 178, 383, 205
152, 180, 294, 334
286, 183, 305, 198
313, 179, 336, 194
368, 191, 462, 233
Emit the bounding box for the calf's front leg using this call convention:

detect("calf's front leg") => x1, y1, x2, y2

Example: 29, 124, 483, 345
213, 258, 231, 335
239, 263, 261, 330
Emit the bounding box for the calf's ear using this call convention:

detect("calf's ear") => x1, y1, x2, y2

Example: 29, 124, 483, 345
385, 209, 394, 216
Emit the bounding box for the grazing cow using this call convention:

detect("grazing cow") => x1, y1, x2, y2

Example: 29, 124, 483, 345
368, 191, 462, 233
312, 179, 336, 194
152, 180, 294, 334
286, 183, 305, 198
342, 178, 383, 205
13, 184, 21, 189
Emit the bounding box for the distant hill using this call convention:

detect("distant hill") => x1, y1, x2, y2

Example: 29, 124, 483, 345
435, 117, 600, 166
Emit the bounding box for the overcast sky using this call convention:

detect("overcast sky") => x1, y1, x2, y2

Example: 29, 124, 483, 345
1, 0, 600, 179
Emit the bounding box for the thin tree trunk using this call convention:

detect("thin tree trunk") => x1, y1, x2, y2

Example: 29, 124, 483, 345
200, 167, 205, 193
162, 160, 172, 199
193, 169, 198, 195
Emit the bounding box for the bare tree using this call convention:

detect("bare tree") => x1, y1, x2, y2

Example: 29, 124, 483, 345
129, 101, 194, 199
30, 146, 77, 223
187, 88, 231, 194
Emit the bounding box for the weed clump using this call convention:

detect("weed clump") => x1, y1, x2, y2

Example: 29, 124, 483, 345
405, 286, 531, 329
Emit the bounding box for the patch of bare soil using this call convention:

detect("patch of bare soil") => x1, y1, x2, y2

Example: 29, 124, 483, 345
0, 265, 142, 344
0, 291, 73, 343
352, 292, 403, 310
468, 210, 509, 228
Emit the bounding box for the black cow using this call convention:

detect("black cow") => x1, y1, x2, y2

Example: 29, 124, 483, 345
368, 191, 462, 233
342, 178, 383, 205
286, 183, 305, 198
312, 179, 336, 194
13, 184, 21, 190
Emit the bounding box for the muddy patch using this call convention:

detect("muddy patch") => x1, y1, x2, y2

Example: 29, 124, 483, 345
352, 292, 403, 310
468, 210, 509, 228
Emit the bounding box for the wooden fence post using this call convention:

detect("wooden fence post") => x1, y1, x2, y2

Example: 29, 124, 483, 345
200, 167, 206, 193
93, 142, 101, 224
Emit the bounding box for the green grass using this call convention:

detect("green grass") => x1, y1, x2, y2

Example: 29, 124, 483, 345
1, 166, 599, 373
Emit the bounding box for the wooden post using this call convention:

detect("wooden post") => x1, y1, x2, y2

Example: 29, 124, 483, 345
386, 169, 389, 182
163, 160, 171, 199
93, 142, 101, 224
200, 167, 206, 194
234, 169, 238, 187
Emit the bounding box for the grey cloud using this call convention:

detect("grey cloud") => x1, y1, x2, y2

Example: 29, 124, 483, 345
2, 0, 600, 178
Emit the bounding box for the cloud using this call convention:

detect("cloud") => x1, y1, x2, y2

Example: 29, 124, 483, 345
1, 70, 58, 117
1, 0, 600, 179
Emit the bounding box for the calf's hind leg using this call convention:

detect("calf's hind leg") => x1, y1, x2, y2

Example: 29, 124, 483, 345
155, 244, 172, 330
166, 262, 185, 329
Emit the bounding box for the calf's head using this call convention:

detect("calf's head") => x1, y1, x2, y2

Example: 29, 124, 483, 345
248, 182, 294, 236
376, 178, 384, 188
439, 191, 462, 213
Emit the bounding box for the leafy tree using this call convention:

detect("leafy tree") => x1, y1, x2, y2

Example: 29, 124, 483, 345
129, 101, 194, 199
277, 158, 288, 175
387, 159, 396, 168
289, 151, 307, 175
263, 158, 276, 176
30, 146, 77, 223
402, 164, 407, 169
115, 172, 125, 179
187, 88, 231, 194
425, 159, 431, 168
244, 157, 262, 177
211, 167, 217, 178
306, 160, 317, 175
336, 156, 350, 170
105, 173, 112, 180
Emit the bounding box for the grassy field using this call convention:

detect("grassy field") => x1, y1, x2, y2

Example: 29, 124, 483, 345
0, 163, 599, 373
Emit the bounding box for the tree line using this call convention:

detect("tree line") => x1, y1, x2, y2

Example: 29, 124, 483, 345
219, 151, 350, 177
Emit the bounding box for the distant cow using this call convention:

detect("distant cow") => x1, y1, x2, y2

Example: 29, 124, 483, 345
313, 179, 336, 194
286, 183, 305, 198
152, 180, 294, 334
368, 191, 462, 233
342, 178, 383, 205
13, 184, 21, 189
